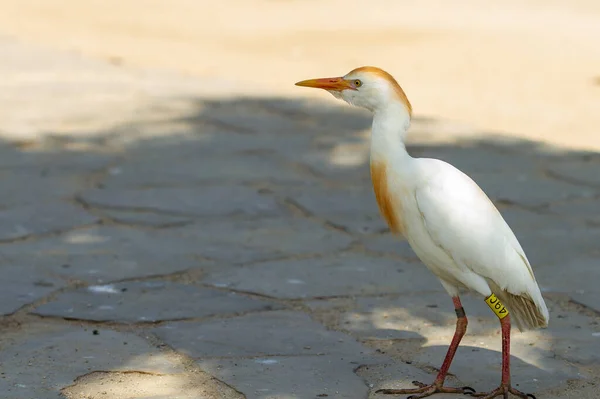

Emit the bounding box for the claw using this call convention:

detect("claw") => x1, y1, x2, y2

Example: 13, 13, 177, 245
469, 385, 535, 399
462, 386, 476, 395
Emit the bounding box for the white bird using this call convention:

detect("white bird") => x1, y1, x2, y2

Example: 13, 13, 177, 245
296, 67, 549, 399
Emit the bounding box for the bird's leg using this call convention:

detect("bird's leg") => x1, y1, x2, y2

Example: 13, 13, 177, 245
376, 296, 475, 398
468, 295, 536, 399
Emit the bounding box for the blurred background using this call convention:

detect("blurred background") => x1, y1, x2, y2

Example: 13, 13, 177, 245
1, 0, 599, 148
1, 1, 599, 399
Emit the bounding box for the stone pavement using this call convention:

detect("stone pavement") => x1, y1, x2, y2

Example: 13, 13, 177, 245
0, 37, 599, 399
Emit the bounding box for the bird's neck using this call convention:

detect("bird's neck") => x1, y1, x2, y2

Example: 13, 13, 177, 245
370, 103, 412, 165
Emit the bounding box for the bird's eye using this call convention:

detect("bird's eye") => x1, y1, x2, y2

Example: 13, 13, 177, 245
354, 79, 362, 87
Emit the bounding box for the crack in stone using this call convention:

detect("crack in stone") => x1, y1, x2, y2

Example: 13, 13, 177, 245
289, 160, 326, 179
283, 197, 359, 238
32, 306, 290, 328
84, 156, 125, 190
56, 315, 195, 326
85, 268, 206, 286
282, 197, 315, 218
567, 299, 600, 318
0, 220, 101, 245
102, 216, 192, 229
323, 220, 353, 234
199, 284, 283, 301
74, 196, 209, 218
1, 278, 88, 318
76, 194, 285, 224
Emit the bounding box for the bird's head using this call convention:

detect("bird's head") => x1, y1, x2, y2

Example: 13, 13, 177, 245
295, 66, 412, 116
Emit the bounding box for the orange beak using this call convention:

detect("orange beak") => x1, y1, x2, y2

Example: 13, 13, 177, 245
295, 77, 355, 91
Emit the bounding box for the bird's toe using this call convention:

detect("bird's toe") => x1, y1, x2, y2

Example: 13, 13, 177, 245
468, 385, 536, 399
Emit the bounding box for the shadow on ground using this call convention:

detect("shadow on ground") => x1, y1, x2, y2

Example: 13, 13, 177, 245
0, 96, 599, 399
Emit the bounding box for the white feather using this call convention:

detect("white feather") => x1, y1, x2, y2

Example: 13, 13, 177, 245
407, 158, 549, 330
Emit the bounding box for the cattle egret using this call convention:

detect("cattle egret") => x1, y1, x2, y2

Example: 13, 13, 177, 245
296, 67, 548, 399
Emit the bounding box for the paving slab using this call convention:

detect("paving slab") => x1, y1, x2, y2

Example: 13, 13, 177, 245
283, 185, 388, 234
175, 217, 354, 264
78, 186, 284, 218
0, 202, 98, 241
7, 251, 203, 285
471, 172, 598, 208
535, 255, 600, 313
534, 301, 600, 366
409, 144, 541, 174
538, 379, 600, 399
0, 226, 212, 284
360, 233, 425, 261
293, 145, 373, 184
94, 208, 194, 227
548, 199, 600, 225
204, 253, 440, 299
197, 355, 372, 399
497, 207, 583, 232
153, 310, 373, 359
0, 322, 185, 399
0, 260, 66, 315
101, 152, 311, 189
153, 309, 407, 398
0, 169, 88, 208
547, 159, 600, 188
32, 282, 280, 323
0, 219, 353, 284
515, 227, 600, 270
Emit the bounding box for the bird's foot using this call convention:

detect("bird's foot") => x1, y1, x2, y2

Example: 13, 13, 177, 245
466, 384, 536, 399
376, 380, 476, 398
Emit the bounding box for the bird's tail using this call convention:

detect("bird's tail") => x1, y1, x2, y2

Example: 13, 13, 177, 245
494, 288, 549, 332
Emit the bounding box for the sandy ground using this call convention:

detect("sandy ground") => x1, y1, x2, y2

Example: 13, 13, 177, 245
0, 0, 599, 151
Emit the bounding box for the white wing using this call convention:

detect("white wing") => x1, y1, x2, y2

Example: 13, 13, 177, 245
413, 158, 549, 329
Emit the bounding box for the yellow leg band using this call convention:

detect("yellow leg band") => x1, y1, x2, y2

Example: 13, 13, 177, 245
485, 293, 509, 319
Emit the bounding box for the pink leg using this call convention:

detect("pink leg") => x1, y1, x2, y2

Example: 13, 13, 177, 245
376, 296, 475, 397
470, 315, 536, 399
501, 315, 511, 386
433, 297, 468, 384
